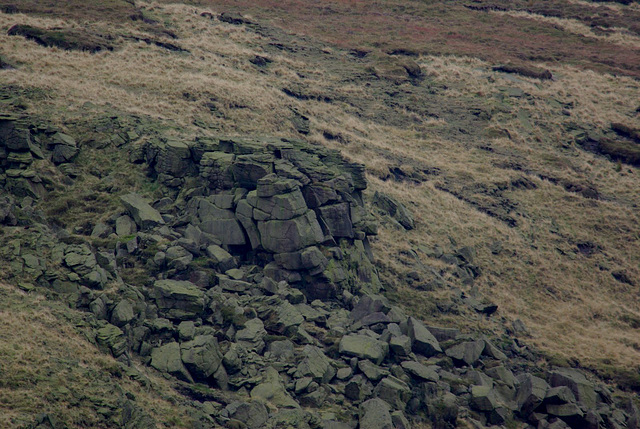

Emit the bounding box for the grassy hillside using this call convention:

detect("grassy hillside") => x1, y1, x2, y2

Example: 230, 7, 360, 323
1, 0, 640, 425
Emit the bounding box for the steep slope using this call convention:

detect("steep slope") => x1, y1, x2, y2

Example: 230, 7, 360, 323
1, 1, 640, 428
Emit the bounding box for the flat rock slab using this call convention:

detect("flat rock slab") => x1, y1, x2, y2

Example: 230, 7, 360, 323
400, 361, 439, 382
152, 279, 204, 320
120, 193, 165, 230
339, 334, 389, 365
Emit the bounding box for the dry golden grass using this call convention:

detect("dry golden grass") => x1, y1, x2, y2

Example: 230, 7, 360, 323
2, 0, 640, 383
0, 283, 193, 428
492, 9, 640, 49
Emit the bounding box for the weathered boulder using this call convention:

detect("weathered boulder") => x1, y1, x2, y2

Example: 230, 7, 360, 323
359, 398, 393, 429
401, 361, 439, 382
150, 342, 193, 383
317, 203, 354, 238
517, 374, 549, 417
180, 335, 223, 381
549, 368, 597, 410
165, 245, 193, 271
339, 334, 388, 365
233, 153, 274, 188
445, 340, 485, 366
248, 187, 308, 221
110, 300, 135, 327
195, 198, 246, 246
151, 280, 204, 320
544, 386, 576, 405
295, 345, 335, 383
374, 376, 412, 409
389, 335, 412, 357
152, 139, 193, 178
115, 215, 137, 237
50, 133, 79, 164
223, 401, 269, 429
120, 193, 165, 230
273, 246, 328, 272
345, 375, 374, 402
350, 295, 391, 321
426, 392, 459, 428
200, 151, 235, 190
302, 183, 339, 209
358, 360, 389, 382
96, 323, 127, 357
205, 244, 237, 272
251, 366, 300, 409
470, 385, 498, 412
236, 318, 267, 353
407, 317, 442, 357
258, 210, 324, 253
266, 301, 304, 335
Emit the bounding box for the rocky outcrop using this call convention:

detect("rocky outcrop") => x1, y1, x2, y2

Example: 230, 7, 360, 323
2, 127, 635, 429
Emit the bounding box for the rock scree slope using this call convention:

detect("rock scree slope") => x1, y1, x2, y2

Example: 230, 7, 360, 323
1, 1, 640, 428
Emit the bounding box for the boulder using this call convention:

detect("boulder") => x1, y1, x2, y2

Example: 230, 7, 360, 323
150, 342, 193, 383
407, 317, 442, 357
96, 323, 127, 357
110, 300, 135, 327
358, 360, 389, 382
517, 374, 549, 417
426, 392, 459, 427
445, 340, 485, 366
549, 368, 597, 410
151, 280, 204, 320
400, 361, 439, 382
258, 210, 324, 253
317, 203, 354, 238
345, 375, 374, 402
339, 334, 389, 365
115, 215, 137, 237
266, 301, 304, 335
224, 401, 269, 429
205, 244, 237, 272
232, 153, 274, 189
120, 193, 165, 230
350, 295, 391, 322
274, 246, 328, 272
236, 199, 261, 249
165, 245, 193, 271
302, 183, 339, 208
374, 376, 412, 409
256, 174, 300, 197
196, 199, 246, 246
180, 335, 223, 381
470, 385, 498, 412
296, 345, 334, 383
236, 318, 267, 353
248, 187, 308, 220
359, 398, 393, 429
153, 139, 192, 178
389, 335, 412, 357
200, 151, 235, 190
251, 366, 300, 409
50, 133, 79, 164
268, 340, 295, 361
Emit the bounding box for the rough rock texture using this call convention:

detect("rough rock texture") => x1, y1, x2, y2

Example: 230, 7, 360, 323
2, 126, 635, 429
